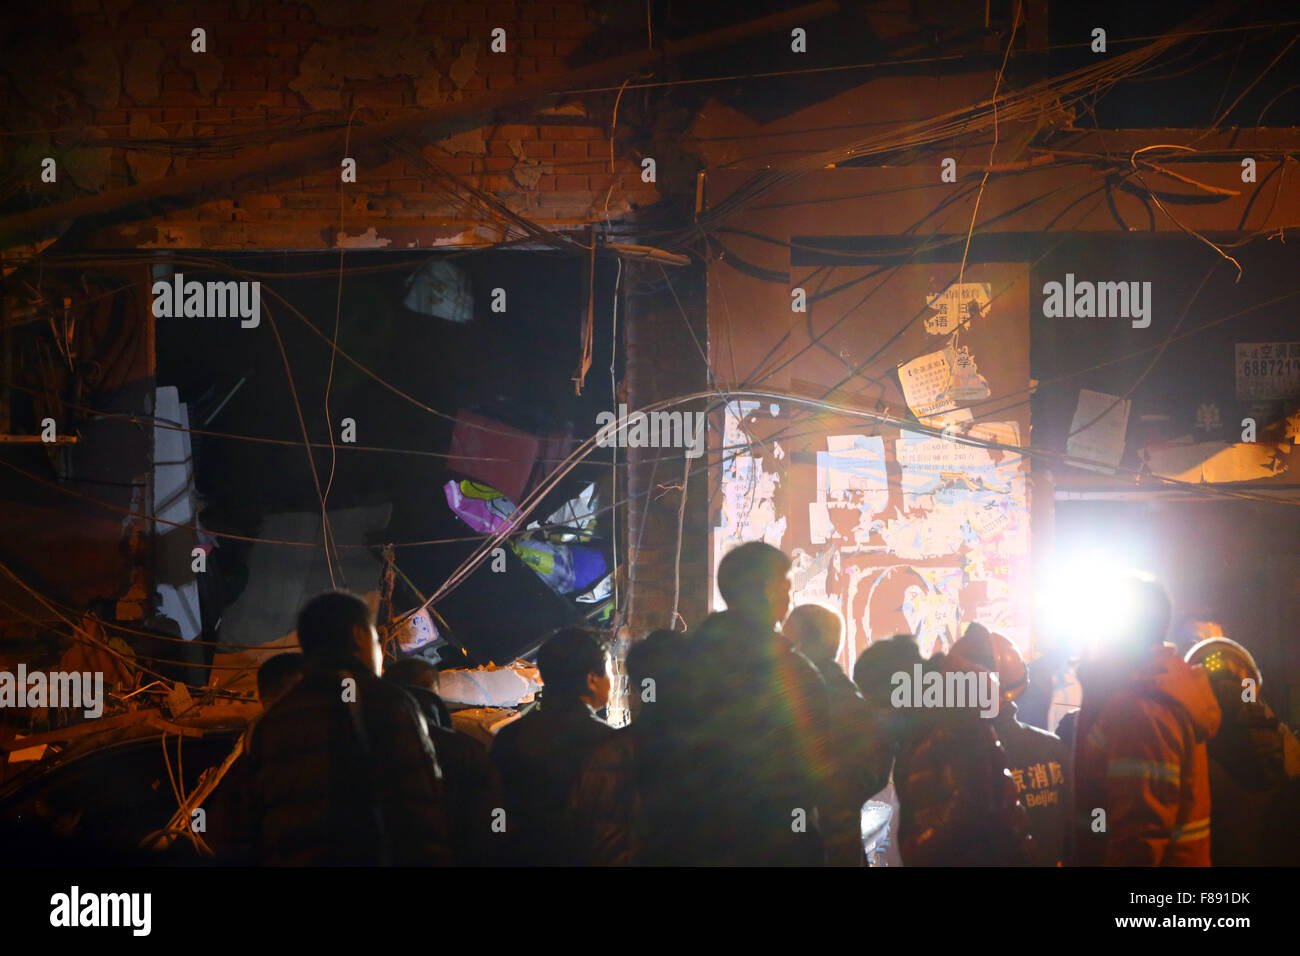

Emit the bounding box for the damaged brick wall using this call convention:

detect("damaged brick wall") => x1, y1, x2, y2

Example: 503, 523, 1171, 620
623, 262, 710, 637
1, 0, 664, 250
0, 0, 718, 664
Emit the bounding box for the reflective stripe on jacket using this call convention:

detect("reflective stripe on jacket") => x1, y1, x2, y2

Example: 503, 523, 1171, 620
1074, 644, 1221, 867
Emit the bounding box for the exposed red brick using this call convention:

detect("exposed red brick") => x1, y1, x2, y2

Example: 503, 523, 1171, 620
280, 21, 319, 40
227, 74, 268, 91
435, 156, 480, 175
539, 124, 601, 140
372, 157, 412, 178
537, 21, 592, 39
215, 91, 285, 107
478, 55, 519, 74
521, 38, 553, 57
486, 75, 517, 89
535, 189, 595, 208
227, 57, 274, 80
283, 193, 337, 209
179, 155, 228, 170
264, 4, 300, 21
163, 72, 195, 92
234, 194, 283, 209
351, 88, 408, 108
144, 22, 193, 41
481, 174, 519, 193
484, 156, 515, 171
457, 4, 487, 21
494, 123, 536, 140
159, 91, 207, 106
553, 139, 587, 159
221, 25, 272, 54
398, 195, 461, 212
198, 205, 244, 221
555, 174, 588, 190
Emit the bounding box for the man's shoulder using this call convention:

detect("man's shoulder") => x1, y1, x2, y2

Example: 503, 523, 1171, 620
1094, 688, 1193, 753
350, 672, 427, 727
1098, 685, 1179, 724
587, 726, 638, 768
250, 674, 334, 731
490, 707, 535, 750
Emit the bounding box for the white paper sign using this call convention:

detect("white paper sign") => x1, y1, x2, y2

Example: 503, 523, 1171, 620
898, 350, 957, 419
1065, 389, 1130, 473
1236, 343, 1300, 401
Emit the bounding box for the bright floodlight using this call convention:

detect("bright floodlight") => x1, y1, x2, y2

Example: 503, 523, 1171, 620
1040, 551, 1149, 655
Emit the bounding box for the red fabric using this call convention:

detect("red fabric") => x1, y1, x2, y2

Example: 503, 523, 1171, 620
447, 411, 539, 504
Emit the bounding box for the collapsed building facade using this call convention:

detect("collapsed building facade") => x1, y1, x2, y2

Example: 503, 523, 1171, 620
1, 0, 1299, 827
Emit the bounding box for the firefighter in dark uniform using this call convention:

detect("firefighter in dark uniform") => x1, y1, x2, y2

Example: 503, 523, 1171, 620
948, 624, 1070, 866
1186, 637, 1300, 866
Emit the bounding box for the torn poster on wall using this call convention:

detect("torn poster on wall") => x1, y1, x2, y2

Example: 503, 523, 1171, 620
715, 408, 1030, 664
924, 281, 993, 335
711, 262, 1030, 677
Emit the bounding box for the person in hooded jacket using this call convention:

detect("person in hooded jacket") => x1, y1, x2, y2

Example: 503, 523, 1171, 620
683, 542, 832, 865
888, 641, 1034, 866
490, 627, 614, 865
385, 656, 504, 866
785, 602, 893, 866
1073, 574, 1221, 866
229, 590, 454, 866
567, 629, 687, 865
948, 624, 1069, 866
